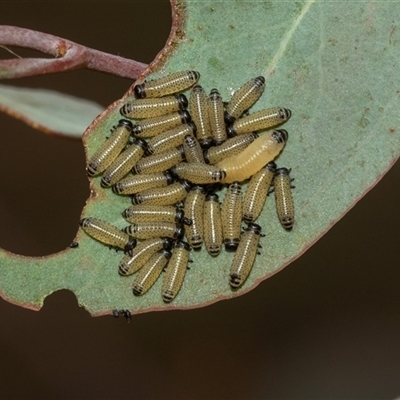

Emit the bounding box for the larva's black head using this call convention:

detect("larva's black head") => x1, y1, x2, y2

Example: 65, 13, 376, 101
164, 170, 176, 184
279, 108, 292, 120
118, 119, 134, 131
246, 223, 262, 235
179, 179, 192, 192
175, 208, 185, 223
133, 137, 148, 151
161, 237, 174, 250
273, 129, 288, 143
175, 240, 191, 252
209, 88, 221, 98
187, 121, 197, 134
192, 185, 206, 194
264, 161, 277, 172
131, 124, 142, 136
205, 192, 219, 202
203, 149, 211, 164
203, 182, 223, 194
134, 83, 146, 99
199, 137, 214, 149
124, 237, 137, 254
180, 110, 192, 124
275, 167, 291, 176
160, 248, 172, 260
224, 239, 239, 252
192, 84, 203, 93
175, 224, 184, 240
255, 76, 266, 84
177, 94, 188, 109
226, 124, 236, 137
169, 166, 179, 180
79, 218, 89, 227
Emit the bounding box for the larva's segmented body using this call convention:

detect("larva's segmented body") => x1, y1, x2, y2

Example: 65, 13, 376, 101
80, 217, 136, 253
221, 181, 243, 251
208, 88, 227, 145
162, 241, 192, 303
134, 70, 200, 99
216, 129, 288, 184
101, 138, 147, 187
183, 186, 206, 250
242, 161, 276, 223
118, 237, 172, 276
171, 162, 225, 185
120, 94, 188, 119
227, 108, 291, 136
274, 168, 295, 230
203, 193, 223, 256
131, 110, 191, 138
146, 123, 196, 155
183, 134, 206, 163
225, 76, 266, 124
189, 85, 213, 148
112, 171, 174, 195
86, 119, 132, 177
124, 222, 183, 240
204, 133, 258, 165
131, 180, 192, 206
132, 249, 172, 296
229, 223, 262, 288
133, 145, 185, 175
122, 205, 189, 225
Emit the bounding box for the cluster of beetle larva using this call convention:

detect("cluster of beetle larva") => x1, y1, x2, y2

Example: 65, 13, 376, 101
80, 70, 294, 304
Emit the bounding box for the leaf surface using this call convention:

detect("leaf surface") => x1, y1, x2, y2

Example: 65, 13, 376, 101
1, 0, 399, 316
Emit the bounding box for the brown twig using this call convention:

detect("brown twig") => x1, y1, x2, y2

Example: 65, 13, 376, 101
0, 26, 148, 80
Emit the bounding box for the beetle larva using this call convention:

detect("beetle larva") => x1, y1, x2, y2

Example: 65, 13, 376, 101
118, 237, 172, 276
204, 133, 258, 165
86, 119, 133, 177
101, 138, 147, 187
208, 88, 227, 145
273, 167, 295, 230
203, 193, 223, 256
80, 217, 136, 253
227, 107, 291, 136
229, 223, 262, 288
120, 94, 188, 119
189, 85, 213, 148
146, 123, 196, 156
131, 180, 192, 206
242, 161, 276, 223
161, 241, 192, 303
225, 76, 265, 124
131, 110, 191, 138
124, 222, 183, 240
134, 70, 200, 98
183, 134, 206, 164
221, 181, 243, 251
216, 129, 288, 184
133, 145, 185, 175
171, 162, 225, 185
123, 205, 191, 225
183, 185, 206, 250
132, 249, 172, 296
112, 171, 174, 195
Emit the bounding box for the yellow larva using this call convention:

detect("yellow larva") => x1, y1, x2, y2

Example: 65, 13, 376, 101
131, 180, 192, 206
124, 222, 183, 240
203, 193, 223, 256
242, 161, 276, 223
118, 237, 172, 276
101, 138, 147, 188
112, 171, 174, 195
161, 241, 192, 303
86, 119, 132, 177
134, 70, 200, 99
122, 205, 191, 225
132, 249, 172, 296
171, 162, 226, 185
146, 123, 196, 155
208, 88, 227, 145
131, 110, 191, 138
216, 129, 288, 184
229, 223, 262, 288
221, 181, 243, 251
183, 185, 206, 250
120, 94, 188, 119
133, 145, 185, 175
273, 167, 295, 230
225, 76, 265, 123
189, 85, 213, 148
183, 134, 206, 164
227, 107, 291, 136
80, 217, 136, 253
204, 133, 258, 165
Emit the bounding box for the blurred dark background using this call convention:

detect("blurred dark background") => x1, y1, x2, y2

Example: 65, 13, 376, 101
1, 2, 400, 399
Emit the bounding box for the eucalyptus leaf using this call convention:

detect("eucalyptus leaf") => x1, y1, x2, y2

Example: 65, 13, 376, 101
1, 0, 399, 316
